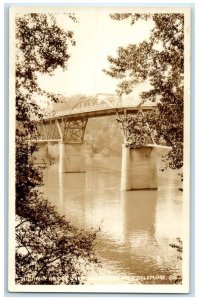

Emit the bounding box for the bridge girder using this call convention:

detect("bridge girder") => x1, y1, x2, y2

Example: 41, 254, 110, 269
32, 118, 88, 143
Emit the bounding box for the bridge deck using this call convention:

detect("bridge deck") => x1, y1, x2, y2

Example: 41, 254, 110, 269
40, 104, 156, 122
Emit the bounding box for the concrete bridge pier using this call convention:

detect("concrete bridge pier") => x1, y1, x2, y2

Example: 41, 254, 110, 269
59, 142, 86, 173
121, 145, 157, 191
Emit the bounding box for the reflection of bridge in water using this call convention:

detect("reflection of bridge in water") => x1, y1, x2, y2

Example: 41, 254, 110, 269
31, 96, 159, 191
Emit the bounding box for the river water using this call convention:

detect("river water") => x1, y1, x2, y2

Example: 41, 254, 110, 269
41, 153, 182, 285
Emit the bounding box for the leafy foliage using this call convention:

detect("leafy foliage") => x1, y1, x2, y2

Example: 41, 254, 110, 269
16, 12, 76, 214
116, 111, 153, 149
169, 238, 183, 260
15, 13, 98, 284
104, 13, 184, 169
169, 238, 183, 284
16, 205, 98, 285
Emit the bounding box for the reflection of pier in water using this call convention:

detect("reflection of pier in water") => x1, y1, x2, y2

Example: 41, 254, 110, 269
41, 160, 182, 284
121, 190, 157, 245
53, 168, 171, 281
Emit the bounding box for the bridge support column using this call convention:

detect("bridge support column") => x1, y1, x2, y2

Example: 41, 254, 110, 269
121, 145, 157, 191
59, 142, 86, 173
59, 142, 65, 174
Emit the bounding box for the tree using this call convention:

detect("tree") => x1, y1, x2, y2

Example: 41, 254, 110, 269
15, 13, 99, 284
104, 13, 184, 170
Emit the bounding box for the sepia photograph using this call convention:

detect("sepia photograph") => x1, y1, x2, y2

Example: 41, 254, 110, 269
8, 5, 191, 293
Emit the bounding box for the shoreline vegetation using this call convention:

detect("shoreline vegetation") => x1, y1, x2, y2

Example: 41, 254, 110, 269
16, 199, 100, 285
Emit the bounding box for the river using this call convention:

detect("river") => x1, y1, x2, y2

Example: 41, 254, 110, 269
41, 153, 183, 285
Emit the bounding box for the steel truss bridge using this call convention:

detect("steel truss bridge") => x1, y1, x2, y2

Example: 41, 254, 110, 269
31, 96, 156, 143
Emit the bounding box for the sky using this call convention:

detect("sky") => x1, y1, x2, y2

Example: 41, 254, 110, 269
36, 7, 154, 98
